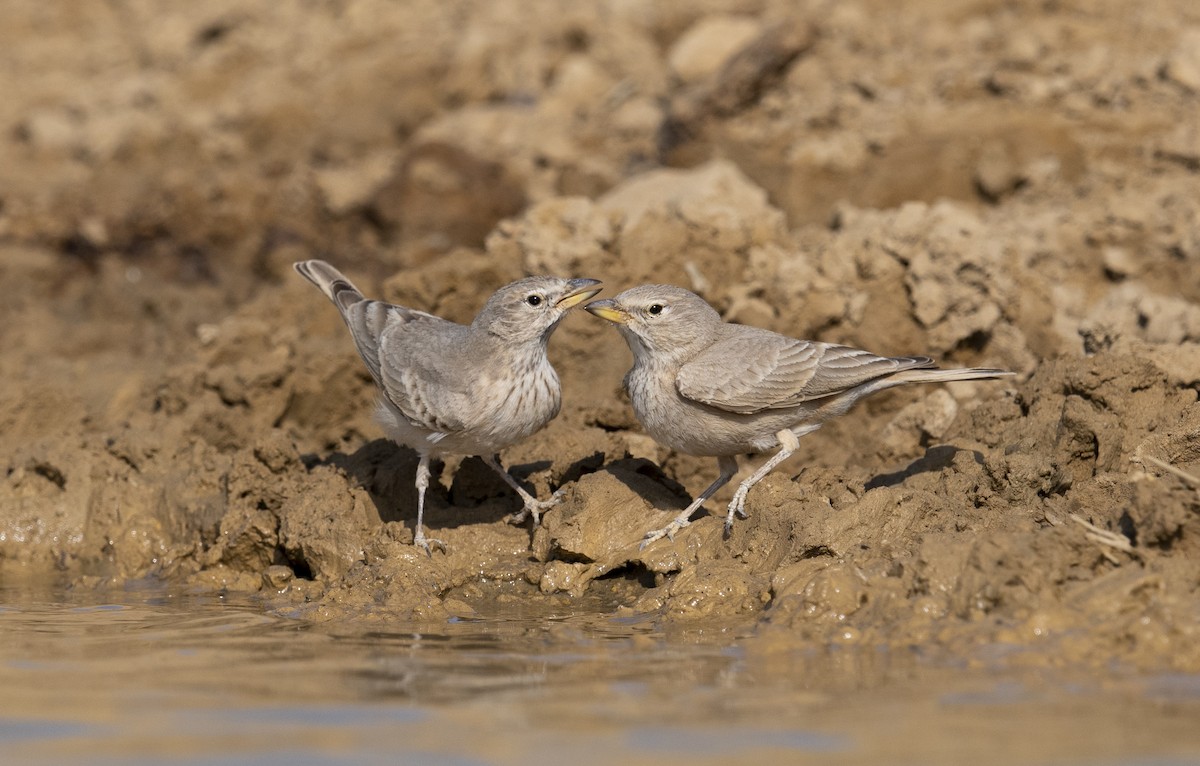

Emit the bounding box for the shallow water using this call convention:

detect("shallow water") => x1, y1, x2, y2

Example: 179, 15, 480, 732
2, 587, 1199, 765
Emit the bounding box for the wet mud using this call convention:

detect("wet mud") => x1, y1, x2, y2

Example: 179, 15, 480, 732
2, 0, 1200, 680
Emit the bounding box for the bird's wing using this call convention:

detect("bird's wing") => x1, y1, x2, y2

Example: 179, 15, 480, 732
355, 304, 471, 434
675, 327, 935, 415
339, 300, 440, 386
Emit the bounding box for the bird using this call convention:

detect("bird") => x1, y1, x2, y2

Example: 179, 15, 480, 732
586, 285, 1013, 548
294, 260, 602, 553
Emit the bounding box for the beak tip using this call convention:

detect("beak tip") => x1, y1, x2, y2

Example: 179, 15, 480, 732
567, 277, 602, 292
584, 300, 629, 324
556, 279, 604, 309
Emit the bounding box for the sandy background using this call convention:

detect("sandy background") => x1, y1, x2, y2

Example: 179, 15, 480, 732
1, 0, 1199, 670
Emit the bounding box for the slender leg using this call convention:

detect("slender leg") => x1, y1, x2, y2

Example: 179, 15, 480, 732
484, 454, 563, 526
724, 428, 804, 534
412, 453, 445, 554
641, 455, 740, 550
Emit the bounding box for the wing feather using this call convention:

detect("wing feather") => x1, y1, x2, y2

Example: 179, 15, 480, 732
676, 326, 935, 414
354, 304, 469, 433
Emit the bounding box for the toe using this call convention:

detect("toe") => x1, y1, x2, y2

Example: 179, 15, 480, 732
504, 509, 530, 525
414, 534, 447, 555
640, 529, 666, 550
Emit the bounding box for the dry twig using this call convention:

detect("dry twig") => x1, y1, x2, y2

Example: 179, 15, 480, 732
1068, 513, 1140, 564
1139, 454, 1200, 489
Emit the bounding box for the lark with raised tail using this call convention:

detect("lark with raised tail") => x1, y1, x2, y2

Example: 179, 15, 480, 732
295, 260, 602, 553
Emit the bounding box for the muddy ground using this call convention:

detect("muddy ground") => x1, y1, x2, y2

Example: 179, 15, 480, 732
1, 0, 1198, 672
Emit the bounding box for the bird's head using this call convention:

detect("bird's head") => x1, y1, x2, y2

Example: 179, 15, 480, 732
585, 284, 722, 364
473, 276, 603, 345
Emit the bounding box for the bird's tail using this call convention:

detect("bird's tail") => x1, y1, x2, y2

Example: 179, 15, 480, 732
293, 260, 365, 315
891, 367, 1014, 384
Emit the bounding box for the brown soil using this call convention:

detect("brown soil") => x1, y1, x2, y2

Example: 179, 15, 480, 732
3, 0, 1199, 673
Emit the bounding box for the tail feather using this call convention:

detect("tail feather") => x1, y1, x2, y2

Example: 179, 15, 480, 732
295, 259, 391, 387
293, 260, 365, 314
890, 367, 1014, 384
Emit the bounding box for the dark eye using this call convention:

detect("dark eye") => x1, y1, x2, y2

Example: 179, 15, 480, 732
648, 304, 664, 315
526, 294, 543, 307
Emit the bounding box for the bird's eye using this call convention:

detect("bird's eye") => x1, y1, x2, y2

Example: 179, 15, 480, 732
526, 294, 543, 307
648, 304, 664, 315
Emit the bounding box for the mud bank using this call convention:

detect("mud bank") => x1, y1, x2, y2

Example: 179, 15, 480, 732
2, 0, 1199, 673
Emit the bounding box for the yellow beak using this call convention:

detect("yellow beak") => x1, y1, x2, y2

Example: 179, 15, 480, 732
585, 299, 630, 324
556, 278, 603, 309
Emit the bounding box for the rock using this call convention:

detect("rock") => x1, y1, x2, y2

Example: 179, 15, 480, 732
253, 429, 301, 474
601, 158, 784, 244
217, 506, 279, 572
669, 21, 816, 121
1101, 246, 1138, 280
15, 109, 80, 152
974, 140, 1023, 201
894, 201, 1012, 350
596, 160, 788, 292
539, 560, 592, 595
1163, 28, 1200, 91
277, 468, 374, 582
263, 564, 295, 590
371, 141, 527, 250
1082, 282, 1200, 345
621, 433, 661, 463
313, 151, 397, 215
539, 460, 691, 571
485, 197, 617, 278
771, 561, 868, 621
880, 389, 960, 455
656, 561, 765, 619
668, 15, 762, 84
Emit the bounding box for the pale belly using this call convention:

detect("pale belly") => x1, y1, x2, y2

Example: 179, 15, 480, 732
374, 365, 561, 457
627, 373, 818, 457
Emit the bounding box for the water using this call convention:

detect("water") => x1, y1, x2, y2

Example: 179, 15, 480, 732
2, 587, 1199, 765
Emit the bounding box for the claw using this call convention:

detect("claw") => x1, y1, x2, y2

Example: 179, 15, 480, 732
413, 532, 447, 555
505, 508, 532, 526
504, 491, 564, 527
638, 531, 664, 551
724, 495, 749, 536
639, 518, 689, 550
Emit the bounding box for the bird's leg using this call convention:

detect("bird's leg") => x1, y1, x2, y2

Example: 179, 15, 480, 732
484, 454, 563, 526
725, 428, 803, 534
412, 454, 446, 554
641, 455, 739, 549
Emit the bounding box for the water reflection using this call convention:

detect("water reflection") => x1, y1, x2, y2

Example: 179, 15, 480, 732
1, 588, 1199, 765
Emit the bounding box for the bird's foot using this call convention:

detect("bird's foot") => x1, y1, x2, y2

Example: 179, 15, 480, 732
504, 487, 566, 527
724, 490, 751, 534
640, 518, 690, 550
413, 530, 447, 555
